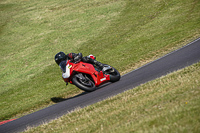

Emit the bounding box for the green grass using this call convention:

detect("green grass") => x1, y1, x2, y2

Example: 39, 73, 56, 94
0, 0, 200, 124
0, 0, 126, 120
25, 63, 200, 133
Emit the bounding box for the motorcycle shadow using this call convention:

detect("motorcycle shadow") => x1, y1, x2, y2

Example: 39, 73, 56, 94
51, 91, 88, 103
51, 83, 111, 103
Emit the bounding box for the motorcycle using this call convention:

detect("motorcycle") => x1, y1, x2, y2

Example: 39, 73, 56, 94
60, 55, 121, 92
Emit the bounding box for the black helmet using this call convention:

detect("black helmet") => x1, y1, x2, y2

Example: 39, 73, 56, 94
55, 52, 66, 65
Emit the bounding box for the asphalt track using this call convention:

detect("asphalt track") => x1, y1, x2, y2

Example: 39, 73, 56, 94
1, 38, 200, 133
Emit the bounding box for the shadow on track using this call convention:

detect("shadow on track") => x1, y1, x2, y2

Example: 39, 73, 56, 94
51, 82, 111, 103
51, 91, 88, 103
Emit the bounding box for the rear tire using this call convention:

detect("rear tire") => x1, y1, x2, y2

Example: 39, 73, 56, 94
72, 74, 96, 92
104, 66, 121, 82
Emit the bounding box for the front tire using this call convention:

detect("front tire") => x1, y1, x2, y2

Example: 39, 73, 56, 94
72, 74, 96, 92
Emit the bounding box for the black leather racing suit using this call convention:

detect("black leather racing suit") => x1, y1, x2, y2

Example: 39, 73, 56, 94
66, 53, 104, 68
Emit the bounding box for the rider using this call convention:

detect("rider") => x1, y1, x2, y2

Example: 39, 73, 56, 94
54, 52, 105, 85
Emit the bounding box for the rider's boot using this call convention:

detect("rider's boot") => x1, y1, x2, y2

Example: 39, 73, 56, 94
93, 60, 104, 69
82, 56, 105, 69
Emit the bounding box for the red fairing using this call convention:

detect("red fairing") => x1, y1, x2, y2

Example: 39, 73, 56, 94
64, 60, 110, 86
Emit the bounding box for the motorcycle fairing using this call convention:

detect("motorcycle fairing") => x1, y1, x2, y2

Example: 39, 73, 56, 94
68, 61, 110, 86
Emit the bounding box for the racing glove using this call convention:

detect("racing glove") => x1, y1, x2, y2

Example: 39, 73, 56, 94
74, 53, 82, 63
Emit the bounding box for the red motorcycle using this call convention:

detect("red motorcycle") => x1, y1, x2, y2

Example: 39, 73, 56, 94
60, 55, 121, 92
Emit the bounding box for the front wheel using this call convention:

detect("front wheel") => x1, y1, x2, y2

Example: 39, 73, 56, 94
104, 66, 121, 82
71, 74, 96, 92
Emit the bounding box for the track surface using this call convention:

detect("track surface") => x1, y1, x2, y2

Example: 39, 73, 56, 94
1, 38, 200, 133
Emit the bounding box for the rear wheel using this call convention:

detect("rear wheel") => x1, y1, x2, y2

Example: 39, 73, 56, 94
72, 74, 96, 92
104, 66, 121, 82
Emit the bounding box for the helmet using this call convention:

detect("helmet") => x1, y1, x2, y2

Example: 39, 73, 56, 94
55, 52, 66, 65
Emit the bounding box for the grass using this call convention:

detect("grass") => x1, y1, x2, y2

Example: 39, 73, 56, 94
0, 0, 200, 126
0, 0, 126, 120
25, 62, 200, 133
